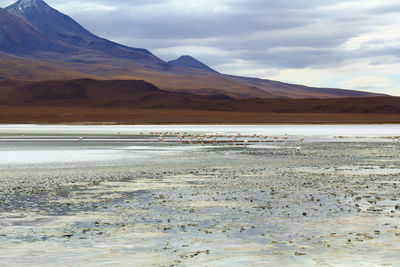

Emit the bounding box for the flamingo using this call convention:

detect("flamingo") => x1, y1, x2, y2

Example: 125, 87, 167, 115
244, 139, 249, 147
296, 147, 302, 154
232, 135, 237, 145
299, 138, 304, 142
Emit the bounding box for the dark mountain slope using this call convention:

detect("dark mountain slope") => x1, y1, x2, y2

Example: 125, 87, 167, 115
0, 7, 69, 54
5, 0, 167, 67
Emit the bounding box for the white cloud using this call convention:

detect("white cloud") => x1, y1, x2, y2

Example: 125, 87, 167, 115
59, 2, 116, 12
338, 76, 399, 95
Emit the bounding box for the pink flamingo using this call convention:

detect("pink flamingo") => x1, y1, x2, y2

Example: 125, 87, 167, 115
232, 135, 237, 145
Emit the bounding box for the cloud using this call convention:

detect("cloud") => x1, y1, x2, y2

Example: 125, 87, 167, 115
338, 76, 393, 90
1, 0, 400, 95
338, 76, 400, 96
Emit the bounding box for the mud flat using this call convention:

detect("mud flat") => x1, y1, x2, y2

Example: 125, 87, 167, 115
0, 126, 399, 266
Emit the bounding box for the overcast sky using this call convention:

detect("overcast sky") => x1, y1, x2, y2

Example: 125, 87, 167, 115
2, 0, 400, 95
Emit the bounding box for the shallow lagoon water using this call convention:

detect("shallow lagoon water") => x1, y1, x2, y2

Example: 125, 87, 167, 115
1, 124, 400, 137
0, 142, 203, 168
0, 124, 399, 266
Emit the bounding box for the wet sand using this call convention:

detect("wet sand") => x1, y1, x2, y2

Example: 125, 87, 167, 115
0, 136, 399, 266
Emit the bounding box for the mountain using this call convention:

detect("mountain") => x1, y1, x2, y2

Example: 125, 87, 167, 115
168, 56, 219, 74
0, 0, 385, 99
5, 0, 167, 68
0, 7, 69, 54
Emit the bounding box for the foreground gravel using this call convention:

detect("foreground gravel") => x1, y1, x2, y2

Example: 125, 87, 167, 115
0, 140, 399, 266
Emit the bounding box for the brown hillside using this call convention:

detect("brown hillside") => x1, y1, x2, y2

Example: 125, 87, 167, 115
0, 79, 398, 114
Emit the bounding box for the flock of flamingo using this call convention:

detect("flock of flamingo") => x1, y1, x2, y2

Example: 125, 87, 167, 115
79, 131, 306, 154
154, 131, 304, 154
139, 131, 305, 145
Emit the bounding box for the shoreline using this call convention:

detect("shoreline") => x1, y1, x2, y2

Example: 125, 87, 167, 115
2, 121, 400, 125
1, 106, 400, 125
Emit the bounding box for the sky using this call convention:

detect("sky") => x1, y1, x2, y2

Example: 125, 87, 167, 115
2, 0, 400, 95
